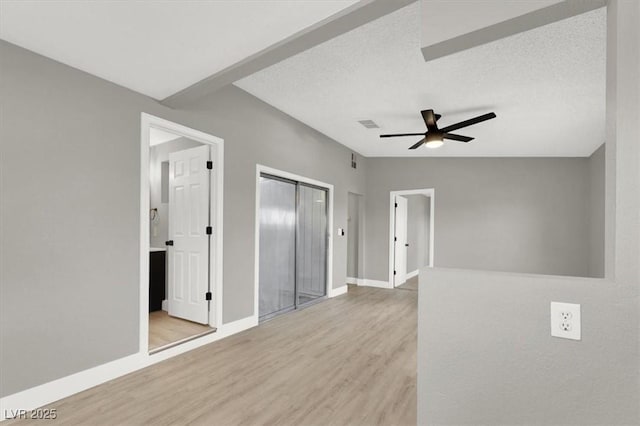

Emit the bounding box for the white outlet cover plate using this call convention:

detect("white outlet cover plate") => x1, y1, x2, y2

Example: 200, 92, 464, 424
550, 302, 581, 340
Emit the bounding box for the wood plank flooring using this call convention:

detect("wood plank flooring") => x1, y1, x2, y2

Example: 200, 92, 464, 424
149, 310, 214, 351
14, 286, 417, 426
397, 275, 419, 291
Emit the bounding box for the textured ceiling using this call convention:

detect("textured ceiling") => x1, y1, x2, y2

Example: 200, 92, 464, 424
0, 0, 357, 100
236, 3, 606, 157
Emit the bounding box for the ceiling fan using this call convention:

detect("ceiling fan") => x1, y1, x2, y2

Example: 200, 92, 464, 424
380, 109, 497, 149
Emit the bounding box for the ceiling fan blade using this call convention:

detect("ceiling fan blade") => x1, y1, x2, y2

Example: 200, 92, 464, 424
421, 109, 438, 131
443, 133, 474, 143
380, 133, 425, 138
439, 112, 496, 133
409, 138, 426, 150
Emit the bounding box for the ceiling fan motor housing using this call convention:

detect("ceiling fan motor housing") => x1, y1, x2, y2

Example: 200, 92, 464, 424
426, 132, 443, 143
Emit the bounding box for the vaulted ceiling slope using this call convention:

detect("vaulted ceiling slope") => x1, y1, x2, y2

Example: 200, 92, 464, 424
0, 0, 357, 100
235, 3, 606, 157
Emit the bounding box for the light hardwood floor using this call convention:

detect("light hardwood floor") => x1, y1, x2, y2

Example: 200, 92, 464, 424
397, 275, 419, 291
149, 310, 214, 351
15, 286, 417, 426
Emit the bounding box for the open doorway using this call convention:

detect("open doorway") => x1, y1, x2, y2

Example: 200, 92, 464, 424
141, 114, 224, 354
389, 189, 434, 290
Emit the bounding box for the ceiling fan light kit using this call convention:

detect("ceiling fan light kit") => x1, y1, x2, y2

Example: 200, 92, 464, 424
380, 109, 496, 150
425, 132, 444, 148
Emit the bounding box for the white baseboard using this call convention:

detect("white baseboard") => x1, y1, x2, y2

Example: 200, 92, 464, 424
161, 299, 168, 312
328, 285, 348, 297
146, 315, 258, 365
358, 279, 392, 289
219, 315, 259, 337
0, 315, 258, 419
406, 270, 419, 280
346, 276, 358, 285
0, 353, 144, 421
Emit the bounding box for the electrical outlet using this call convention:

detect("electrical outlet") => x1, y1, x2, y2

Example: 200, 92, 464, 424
550, 302, 581, 340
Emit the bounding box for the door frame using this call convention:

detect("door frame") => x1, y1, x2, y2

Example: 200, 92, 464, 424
254, 165, 336, 323
393, 195, 409, 286
388, 189, 435, 287
140, 113, 224, 355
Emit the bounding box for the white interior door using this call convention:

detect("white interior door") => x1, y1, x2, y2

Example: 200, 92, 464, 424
168, 144, 210, 324
394, 196, 408, 286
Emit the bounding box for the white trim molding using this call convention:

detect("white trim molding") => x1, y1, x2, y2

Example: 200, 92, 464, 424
140, 113, 224, 354
358, 279, 393, 289
254, 165, 335, 323
1, 354, 143, 421
328, 285, 348, 297
0, 316, 257, 418
346, 278, 390, 288
388, 189, 435, 288
145, 316, 258, 365
406, 269, 419, 280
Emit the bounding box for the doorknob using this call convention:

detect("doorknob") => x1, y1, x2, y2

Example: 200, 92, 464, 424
165, 240, 174, 246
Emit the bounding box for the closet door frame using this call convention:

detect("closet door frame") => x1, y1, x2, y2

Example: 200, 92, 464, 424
254, 165, 336, 324
257, 174, 298, 321
257, 174, 329, 319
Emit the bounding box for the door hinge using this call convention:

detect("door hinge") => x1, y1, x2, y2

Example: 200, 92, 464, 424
205, 291, 212, 301
165, 240, 174, 246
394, 202, 398, 208
206, 226, 213, 235
393, 270, 397, 275
206, 161, 213, 170
394, 236, 397, 242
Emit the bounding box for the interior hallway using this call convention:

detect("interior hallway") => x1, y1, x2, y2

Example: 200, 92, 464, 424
15, 286, 417, 426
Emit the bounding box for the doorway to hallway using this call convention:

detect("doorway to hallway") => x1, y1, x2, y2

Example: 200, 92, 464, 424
389, 189, 435, 287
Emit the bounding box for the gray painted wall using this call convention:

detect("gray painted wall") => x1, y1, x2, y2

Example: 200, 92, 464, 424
364, 157, 599, 280
588, 143, 605, 278
418, 267, 639, 424
0, 40, 367, 397
405, 195, 430, 273
0, 38, 610, 402
1, 41, 161, 398
347, 192, 361, 277
149, 137, 202, 248
186, 88, 368, 323
418, 2, 639, 424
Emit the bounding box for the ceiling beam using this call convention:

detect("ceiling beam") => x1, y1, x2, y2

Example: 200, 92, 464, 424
162, 0, 415, 109
420, 0, 606, 63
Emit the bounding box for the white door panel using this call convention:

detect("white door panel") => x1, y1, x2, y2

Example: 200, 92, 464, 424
394, 196, 408, 286
168, 144, 210, 324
